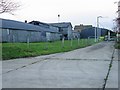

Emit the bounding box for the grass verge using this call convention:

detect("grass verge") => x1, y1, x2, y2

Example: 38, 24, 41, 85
115, 41, 120, 49
2, 39, 98, 60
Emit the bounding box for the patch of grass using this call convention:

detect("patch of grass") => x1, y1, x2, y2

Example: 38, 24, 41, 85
2, 39, 98, 60
115, 41, 120, 49
0, 43, 2, 60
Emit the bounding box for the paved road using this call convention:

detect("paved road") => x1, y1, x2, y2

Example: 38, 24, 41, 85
1, 41, 119, 88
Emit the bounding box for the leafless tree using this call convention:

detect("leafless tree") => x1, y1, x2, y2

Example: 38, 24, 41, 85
0, 0, 20, 14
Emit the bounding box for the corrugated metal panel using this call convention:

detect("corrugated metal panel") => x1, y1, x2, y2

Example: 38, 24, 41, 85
50, 22, 72, 28
0, 18, 58, 33
81, 28, 95, 38
80, 27, 108, 38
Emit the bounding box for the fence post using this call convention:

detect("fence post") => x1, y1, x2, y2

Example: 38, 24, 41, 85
88, 37, 90, 45
62, 37, 64, 48
45, 37, 48, 50
71, 38, 73, 47
27, 32, 31, 49
78, 38, 80, 46
27, 36, 30, 48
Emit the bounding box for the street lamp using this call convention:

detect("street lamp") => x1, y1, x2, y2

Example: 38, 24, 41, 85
97, 16, 103, 41
95, 16, 103, 42
58, 14, 60, 23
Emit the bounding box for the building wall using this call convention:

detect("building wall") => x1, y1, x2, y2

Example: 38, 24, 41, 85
74, 24, 93, 32
80, 28, 95, 38
67, 26, 73, 40
59, 26, 72, 40
2, 29, 41, 42
50, 33, 60, 41
2, 29, 60, 43
74, 25, 84, 32
50, 23, 73, 40
80, 27, 108, 39
72, 32, 80, 39
49, 26, 59, 32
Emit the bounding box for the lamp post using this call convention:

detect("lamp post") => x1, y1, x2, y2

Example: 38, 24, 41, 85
97, 16, 103, 42
58, 14, 60, 23
95, 27, 97, 42
95, 16, 103, 42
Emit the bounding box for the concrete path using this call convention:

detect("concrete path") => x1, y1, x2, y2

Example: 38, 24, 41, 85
1, 41, 119, 88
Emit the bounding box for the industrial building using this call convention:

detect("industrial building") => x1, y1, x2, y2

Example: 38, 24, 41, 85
50, 22, 73, 40
0, 19, 61, 43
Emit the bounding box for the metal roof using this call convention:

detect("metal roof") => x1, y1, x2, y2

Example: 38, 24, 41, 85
0, 18, 58, 33
50, 22, 72, 28
29, 21, 50, 26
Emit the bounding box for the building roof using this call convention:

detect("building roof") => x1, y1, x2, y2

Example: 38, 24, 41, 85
50, 22, 72, 28
29, 21, 50, 27
0, 18, 58, 33
74, 25, 92, 29
74, 24, 93, 32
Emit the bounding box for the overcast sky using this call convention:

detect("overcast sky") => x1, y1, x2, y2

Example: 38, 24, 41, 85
0, 0, 118, 30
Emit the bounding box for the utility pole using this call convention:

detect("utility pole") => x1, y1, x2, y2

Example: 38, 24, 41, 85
97, 16, 102, 42
95, 27, 97, 42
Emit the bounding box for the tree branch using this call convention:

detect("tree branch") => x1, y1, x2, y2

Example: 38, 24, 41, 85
0, 0, 20, 14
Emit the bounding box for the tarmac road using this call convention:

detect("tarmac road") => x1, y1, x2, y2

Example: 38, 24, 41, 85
1, 41, 119, 88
